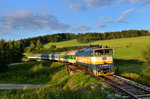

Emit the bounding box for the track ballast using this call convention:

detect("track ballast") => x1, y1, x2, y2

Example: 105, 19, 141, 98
64, 63, 150, 99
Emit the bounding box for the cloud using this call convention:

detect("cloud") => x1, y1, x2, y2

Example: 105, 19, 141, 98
64, 0, 86, 10
0, 32, 9, 35
102, 8, 134, 23
137, 8, 147, 13
128, 0, 150, 5
100, 16, 112, 20
85, 0, 115, 7
103, 20, 114, 23
64, 0, 150, 10
0, 10, 70, 31
70, 24, 105, 32
116, 8, 134, 22
95, 24, 106, 28
71, 24, 91, 32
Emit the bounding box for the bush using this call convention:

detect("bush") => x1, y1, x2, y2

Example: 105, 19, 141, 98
142, 65, 150, 79
29, 64, 50, 75
143, 45, 150, 63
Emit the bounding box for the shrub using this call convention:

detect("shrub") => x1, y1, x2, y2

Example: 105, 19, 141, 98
143, 45, 150, 63
142, 65, 150, 79
29, 64, 49, 75
121, 72, 150, 87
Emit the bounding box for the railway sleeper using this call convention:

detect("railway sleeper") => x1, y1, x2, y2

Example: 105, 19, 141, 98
136, 94, 150, 99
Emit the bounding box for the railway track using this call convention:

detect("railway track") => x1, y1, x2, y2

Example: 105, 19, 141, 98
64, 63, 150, 99
98, 75, 150, 99
64, 64, 150, 99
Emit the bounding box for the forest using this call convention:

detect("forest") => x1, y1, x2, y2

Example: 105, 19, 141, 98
0, 30, 150, 72
19, 30, 150, 47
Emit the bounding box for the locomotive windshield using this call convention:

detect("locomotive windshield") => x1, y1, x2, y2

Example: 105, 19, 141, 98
94, 49, 113, 56
105, 49, 113, 55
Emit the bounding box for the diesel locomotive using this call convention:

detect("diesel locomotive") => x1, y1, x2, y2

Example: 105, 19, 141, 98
28, 45, 115, 76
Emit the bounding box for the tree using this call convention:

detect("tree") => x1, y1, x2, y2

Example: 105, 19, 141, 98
36, 39, 43, 51
50, 45, 56, 50
26, 41, 36, 53
0, 40, 10, 72
143, 45, 150, 64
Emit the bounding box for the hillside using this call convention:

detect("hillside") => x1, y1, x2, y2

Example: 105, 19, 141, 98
44, 36, 150, 59
0, 62, 118, 99
44, 36, 150, 87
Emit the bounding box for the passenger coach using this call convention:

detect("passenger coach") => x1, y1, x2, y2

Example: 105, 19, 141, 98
28, 45, 115, 76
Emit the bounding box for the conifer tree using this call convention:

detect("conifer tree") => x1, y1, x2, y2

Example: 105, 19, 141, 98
26, 41, 35, 52
36, 39, 43, 51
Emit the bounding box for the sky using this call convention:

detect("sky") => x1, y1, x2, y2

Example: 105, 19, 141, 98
0, 0, 150, 40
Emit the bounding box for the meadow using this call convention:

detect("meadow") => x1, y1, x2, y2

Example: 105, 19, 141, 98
1, 36, 150, 98
0, 62, 120, 99
44, 36, 150, 59
44, 36, 150, 86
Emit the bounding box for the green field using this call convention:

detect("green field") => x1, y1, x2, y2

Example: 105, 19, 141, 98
0, 62, 120, 99
1, 36, 150, 98
44, 36, 150, 86
44, 36, 150, 59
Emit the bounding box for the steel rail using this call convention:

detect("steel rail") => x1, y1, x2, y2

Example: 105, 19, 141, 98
99, 75, 150, 99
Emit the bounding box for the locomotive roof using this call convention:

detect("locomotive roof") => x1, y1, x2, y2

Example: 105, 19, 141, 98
80, 46, 113, 50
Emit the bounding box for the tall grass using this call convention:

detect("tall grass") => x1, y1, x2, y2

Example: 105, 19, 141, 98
0, 62, 120, 99
0, 61, 55, 84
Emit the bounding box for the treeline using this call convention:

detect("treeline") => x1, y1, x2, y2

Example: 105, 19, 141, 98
19, 33, 76, 48
22, 29, 150, 53
77, 30, 150, 43
28, 44, 88, 53
18, 30, 150, 46
0, 40, 24, 72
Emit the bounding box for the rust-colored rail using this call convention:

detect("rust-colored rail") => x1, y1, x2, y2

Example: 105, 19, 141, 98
99, 75, 150, 99
64, 63, 150, 99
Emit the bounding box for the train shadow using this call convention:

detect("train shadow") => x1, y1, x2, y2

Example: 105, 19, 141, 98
114, 59, 144, 75
114, 59, 143, 65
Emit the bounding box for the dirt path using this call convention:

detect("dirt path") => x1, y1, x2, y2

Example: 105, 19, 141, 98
0, 84, 47, 89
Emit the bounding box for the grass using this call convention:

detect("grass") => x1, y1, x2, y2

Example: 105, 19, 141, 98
1, 36, 150, 98
44, 36, 150, 59
44, 36, 150, 87
0, 62, 121, 99
0, 61, 54, 84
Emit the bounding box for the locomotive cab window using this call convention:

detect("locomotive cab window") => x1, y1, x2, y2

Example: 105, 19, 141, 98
94, 50, 104, 56
105, 49, 113, 55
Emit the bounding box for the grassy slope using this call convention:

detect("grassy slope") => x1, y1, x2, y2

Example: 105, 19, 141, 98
44, 36, 150, 86
0, 62, 119, 99
44, 36, 150, 59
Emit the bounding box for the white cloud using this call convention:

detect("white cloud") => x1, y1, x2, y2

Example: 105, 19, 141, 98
95, 24, 106, 28
71, 24, 91, 32
0, 32, 9, 35
64, 0, 150, 10
64, 0, 86, 10
85, 0, 116, 7
0, 10, 70, 31
103, 20, 114, 23
102, 8, 134, 23
71, 24, 106, 32
116, 8, 134, 22
137, 8, 147, 13
128, 0, 150, 5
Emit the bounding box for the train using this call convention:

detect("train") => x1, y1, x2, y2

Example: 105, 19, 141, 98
28, 45, 115, 76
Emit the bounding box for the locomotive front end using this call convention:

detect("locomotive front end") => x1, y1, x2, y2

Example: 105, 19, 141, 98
92, 48, 115, 76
